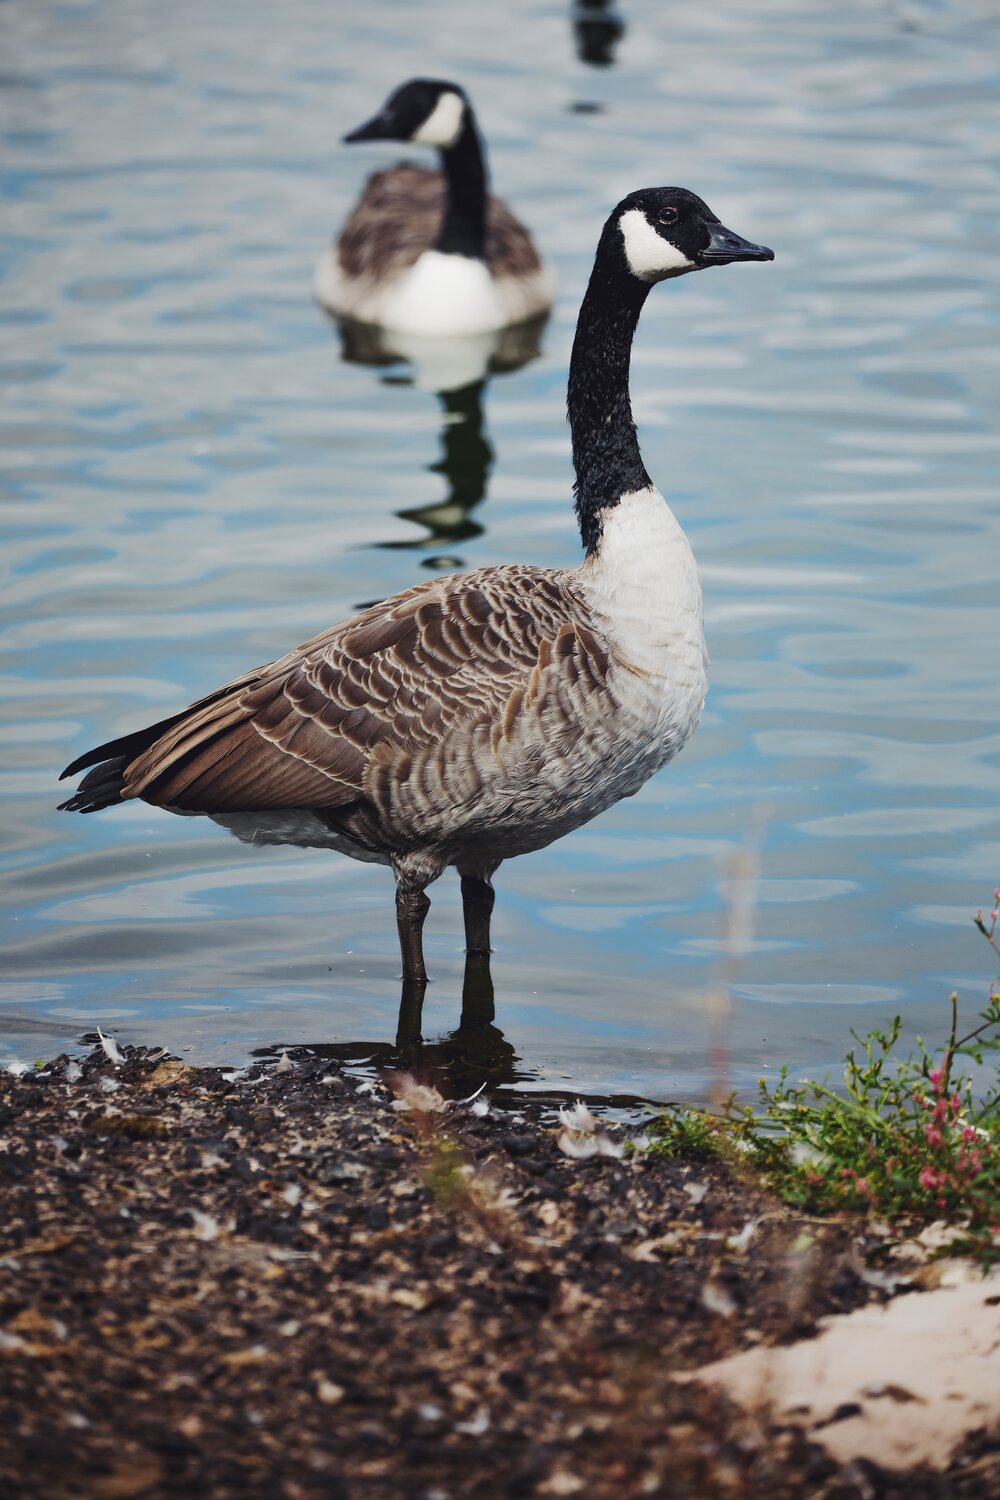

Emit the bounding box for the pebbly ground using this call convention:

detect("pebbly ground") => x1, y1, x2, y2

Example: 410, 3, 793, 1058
1, 1044, 998, 1499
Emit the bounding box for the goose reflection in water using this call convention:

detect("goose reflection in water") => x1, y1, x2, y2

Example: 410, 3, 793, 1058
259, 951, 530, 1104
254, 954, 658, 1113
333, 314, 548, 567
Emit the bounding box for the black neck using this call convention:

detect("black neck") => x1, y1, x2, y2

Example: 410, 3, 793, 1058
568, 240, 652, 554
436, 115, 488, 260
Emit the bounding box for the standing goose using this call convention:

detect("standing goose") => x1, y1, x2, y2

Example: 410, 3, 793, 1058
314, 78, 554, 335
61, 188, 772, 993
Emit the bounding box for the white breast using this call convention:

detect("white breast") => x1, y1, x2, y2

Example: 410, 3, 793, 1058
372, 250, 509, 335
315, 248, 554, 337
578, 486, 708, 759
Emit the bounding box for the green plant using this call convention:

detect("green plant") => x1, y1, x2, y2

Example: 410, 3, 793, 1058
651, 895, 1000, 1261
644, 1105, 728, 1162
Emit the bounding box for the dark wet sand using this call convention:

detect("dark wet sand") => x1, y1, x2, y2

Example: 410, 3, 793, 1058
2, 1045, 997, 1499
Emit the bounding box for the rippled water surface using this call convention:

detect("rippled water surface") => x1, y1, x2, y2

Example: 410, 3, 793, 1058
2, 0, 999, 1100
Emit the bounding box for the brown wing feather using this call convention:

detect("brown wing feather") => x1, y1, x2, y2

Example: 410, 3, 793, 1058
486, 197, 544, 279
120, 568, 595, 820
336, 164, 542, 282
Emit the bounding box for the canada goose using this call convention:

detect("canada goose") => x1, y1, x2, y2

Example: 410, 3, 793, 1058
314, 78, 554, 336
60, 187, 772, 997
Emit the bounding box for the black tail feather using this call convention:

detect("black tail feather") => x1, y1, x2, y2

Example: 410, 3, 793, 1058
58, 682, 252, 814
59, 711, 192, 783
57, 756, 133, 814
58, 710, 195, 815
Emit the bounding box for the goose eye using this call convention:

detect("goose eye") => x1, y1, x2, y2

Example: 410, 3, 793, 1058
658, 206, 679, 226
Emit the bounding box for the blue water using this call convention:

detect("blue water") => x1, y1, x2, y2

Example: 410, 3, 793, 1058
2, 0, 999, 1101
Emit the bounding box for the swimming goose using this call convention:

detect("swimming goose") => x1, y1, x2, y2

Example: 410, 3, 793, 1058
314, 78, 554, 336
60, 187, 772, 991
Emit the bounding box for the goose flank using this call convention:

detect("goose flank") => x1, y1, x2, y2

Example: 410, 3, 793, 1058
314, 78, 554, 335
61, 187, 773, 990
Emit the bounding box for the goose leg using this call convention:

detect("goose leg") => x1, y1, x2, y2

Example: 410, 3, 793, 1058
459, 864, 499, 956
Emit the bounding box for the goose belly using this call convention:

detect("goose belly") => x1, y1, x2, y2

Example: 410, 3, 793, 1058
207, 809, 391, 863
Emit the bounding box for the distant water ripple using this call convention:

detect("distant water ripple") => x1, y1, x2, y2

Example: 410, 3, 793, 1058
1, 0, 998, 1100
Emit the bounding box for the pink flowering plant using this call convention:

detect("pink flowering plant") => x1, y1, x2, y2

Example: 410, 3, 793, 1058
653, 896, 1000, 1262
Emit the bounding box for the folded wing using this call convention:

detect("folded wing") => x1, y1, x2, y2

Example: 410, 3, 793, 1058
59, 567, 601, 829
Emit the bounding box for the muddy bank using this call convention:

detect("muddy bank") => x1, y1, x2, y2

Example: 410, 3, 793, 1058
1, 1044, 997, 1499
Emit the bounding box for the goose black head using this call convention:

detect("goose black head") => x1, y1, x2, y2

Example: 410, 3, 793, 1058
344, 79, 469, 150
611, 187, 774, 284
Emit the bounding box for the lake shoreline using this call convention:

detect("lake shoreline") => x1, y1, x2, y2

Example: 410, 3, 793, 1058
1, 1043, 997, 1498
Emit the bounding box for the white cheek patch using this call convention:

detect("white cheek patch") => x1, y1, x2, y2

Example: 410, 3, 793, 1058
619, 208, 695, 282
412, 90, 465, 148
